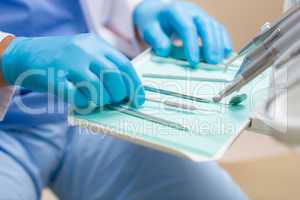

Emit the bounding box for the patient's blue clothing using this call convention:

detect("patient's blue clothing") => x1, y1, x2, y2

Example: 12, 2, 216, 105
0, 0, 248, 199
0, 91, 248, 200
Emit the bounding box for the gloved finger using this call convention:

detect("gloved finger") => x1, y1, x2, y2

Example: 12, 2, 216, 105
67, 70, 111, 107
211, 19, 225, 62
194, 16, 222, 64
53, 79, 90, 108
167, 11, 199, 67
90, 56, 127, 104
106, 51, 145, 108
142, 22, 172, 57
220, 25, 233, 57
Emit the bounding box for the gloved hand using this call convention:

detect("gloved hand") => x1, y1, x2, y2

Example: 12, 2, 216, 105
1, 34, 145, 109
134, 0, 232, 67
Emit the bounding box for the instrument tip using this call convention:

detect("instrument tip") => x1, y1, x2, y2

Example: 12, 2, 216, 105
213, 95, 222, 103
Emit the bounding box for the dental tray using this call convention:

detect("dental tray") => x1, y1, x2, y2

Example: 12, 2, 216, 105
68, 49, 271, 162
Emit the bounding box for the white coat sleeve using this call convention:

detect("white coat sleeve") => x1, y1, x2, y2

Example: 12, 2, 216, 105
0, 32, 16, 121
80, 0, 144, 57
107, 0, 141, 40
104, 0, 144, 57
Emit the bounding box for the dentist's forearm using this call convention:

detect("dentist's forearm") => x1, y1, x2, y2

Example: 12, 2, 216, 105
0, 35, 16, 87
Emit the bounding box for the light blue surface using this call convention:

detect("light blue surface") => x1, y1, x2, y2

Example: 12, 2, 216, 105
0, 92, 248, 200
71, 50, 271, 161
0, 0, 88, 36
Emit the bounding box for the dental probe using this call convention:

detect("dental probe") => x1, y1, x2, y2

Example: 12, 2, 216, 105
224, 2, 300, 70
214, 23, 300, 103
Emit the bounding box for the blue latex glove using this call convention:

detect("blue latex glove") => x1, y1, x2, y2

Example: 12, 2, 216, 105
1, 34, 145, 109
134, 0, 233, 67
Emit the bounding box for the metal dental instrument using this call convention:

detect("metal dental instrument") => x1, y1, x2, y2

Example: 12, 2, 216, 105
146, 96, 218, 113
224, 3, 300, 71
142, 73, 230, 83
146, 97, 199, 111
145, 85, 247, 106
213, 22, 300, 103
144, 85, 212, 104
274, 46, 300, 70
235, 7, 300, 75
106, 105, 189, 132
